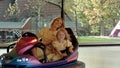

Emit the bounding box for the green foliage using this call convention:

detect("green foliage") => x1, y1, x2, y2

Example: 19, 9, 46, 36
23, 0, 43, 20
4, 1, 20, 21
78, 36, 120, 43
77, 26, 91, 36
90, 24, 100, 35
23, 0, 45, 31
65, 0, 120, 36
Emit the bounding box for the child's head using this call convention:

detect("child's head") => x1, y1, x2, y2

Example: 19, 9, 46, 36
56, 28, 70, 41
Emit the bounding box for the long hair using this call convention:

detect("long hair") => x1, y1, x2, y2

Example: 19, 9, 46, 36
50, 17, 65, 29
56, 28, 71, 41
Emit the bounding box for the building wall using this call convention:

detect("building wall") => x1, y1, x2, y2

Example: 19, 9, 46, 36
44, 2, 61, 19
17, 0, 28, 19
0, 0, 28, 21
22, 18, 32, 32
0, 0, 74, 30
0, 0, 9, 21
0, 0, 62, 21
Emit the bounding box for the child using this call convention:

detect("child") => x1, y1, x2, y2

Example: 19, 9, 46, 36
49, 28, 74, 61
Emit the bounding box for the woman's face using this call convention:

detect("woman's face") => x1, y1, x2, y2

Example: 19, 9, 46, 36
53, 19, 62, 29
57, 31, 65, 41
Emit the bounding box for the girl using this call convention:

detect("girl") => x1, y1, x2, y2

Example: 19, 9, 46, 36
49, 28, 74, 61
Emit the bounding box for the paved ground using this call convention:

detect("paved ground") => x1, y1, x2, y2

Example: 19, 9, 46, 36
78, 46, 120, 68
0, 43, 9, 48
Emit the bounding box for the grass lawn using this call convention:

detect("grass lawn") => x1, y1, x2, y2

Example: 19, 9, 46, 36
78, 36, 120, 43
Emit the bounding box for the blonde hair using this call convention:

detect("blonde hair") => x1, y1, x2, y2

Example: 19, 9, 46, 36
50, 17, 65, 29
56, 28, 71, 40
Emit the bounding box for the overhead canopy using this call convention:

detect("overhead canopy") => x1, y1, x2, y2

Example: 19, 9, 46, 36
0, 22, 24, 29
0, 18, 31, 30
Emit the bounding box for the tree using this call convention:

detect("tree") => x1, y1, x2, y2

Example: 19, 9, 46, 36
4, 0, 20, 21
64, 0, 120, 36
23, 0, 45, 33
24, 0, 44, 20
85, 0, 120, 36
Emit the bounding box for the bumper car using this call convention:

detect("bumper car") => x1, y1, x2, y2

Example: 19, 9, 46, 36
0, 28, 79, 68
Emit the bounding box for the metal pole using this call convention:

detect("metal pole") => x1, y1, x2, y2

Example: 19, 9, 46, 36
61, 0, 64, 19
75, 10, 78, 36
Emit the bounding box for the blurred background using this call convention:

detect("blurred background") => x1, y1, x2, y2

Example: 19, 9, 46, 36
0, 0, 120, 68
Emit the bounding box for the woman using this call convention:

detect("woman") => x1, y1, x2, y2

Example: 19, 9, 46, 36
32, 17, 65, 61
37, 17, 65, 45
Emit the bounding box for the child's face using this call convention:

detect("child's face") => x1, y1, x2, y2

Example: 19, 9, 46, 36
57, 31, 65, 41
